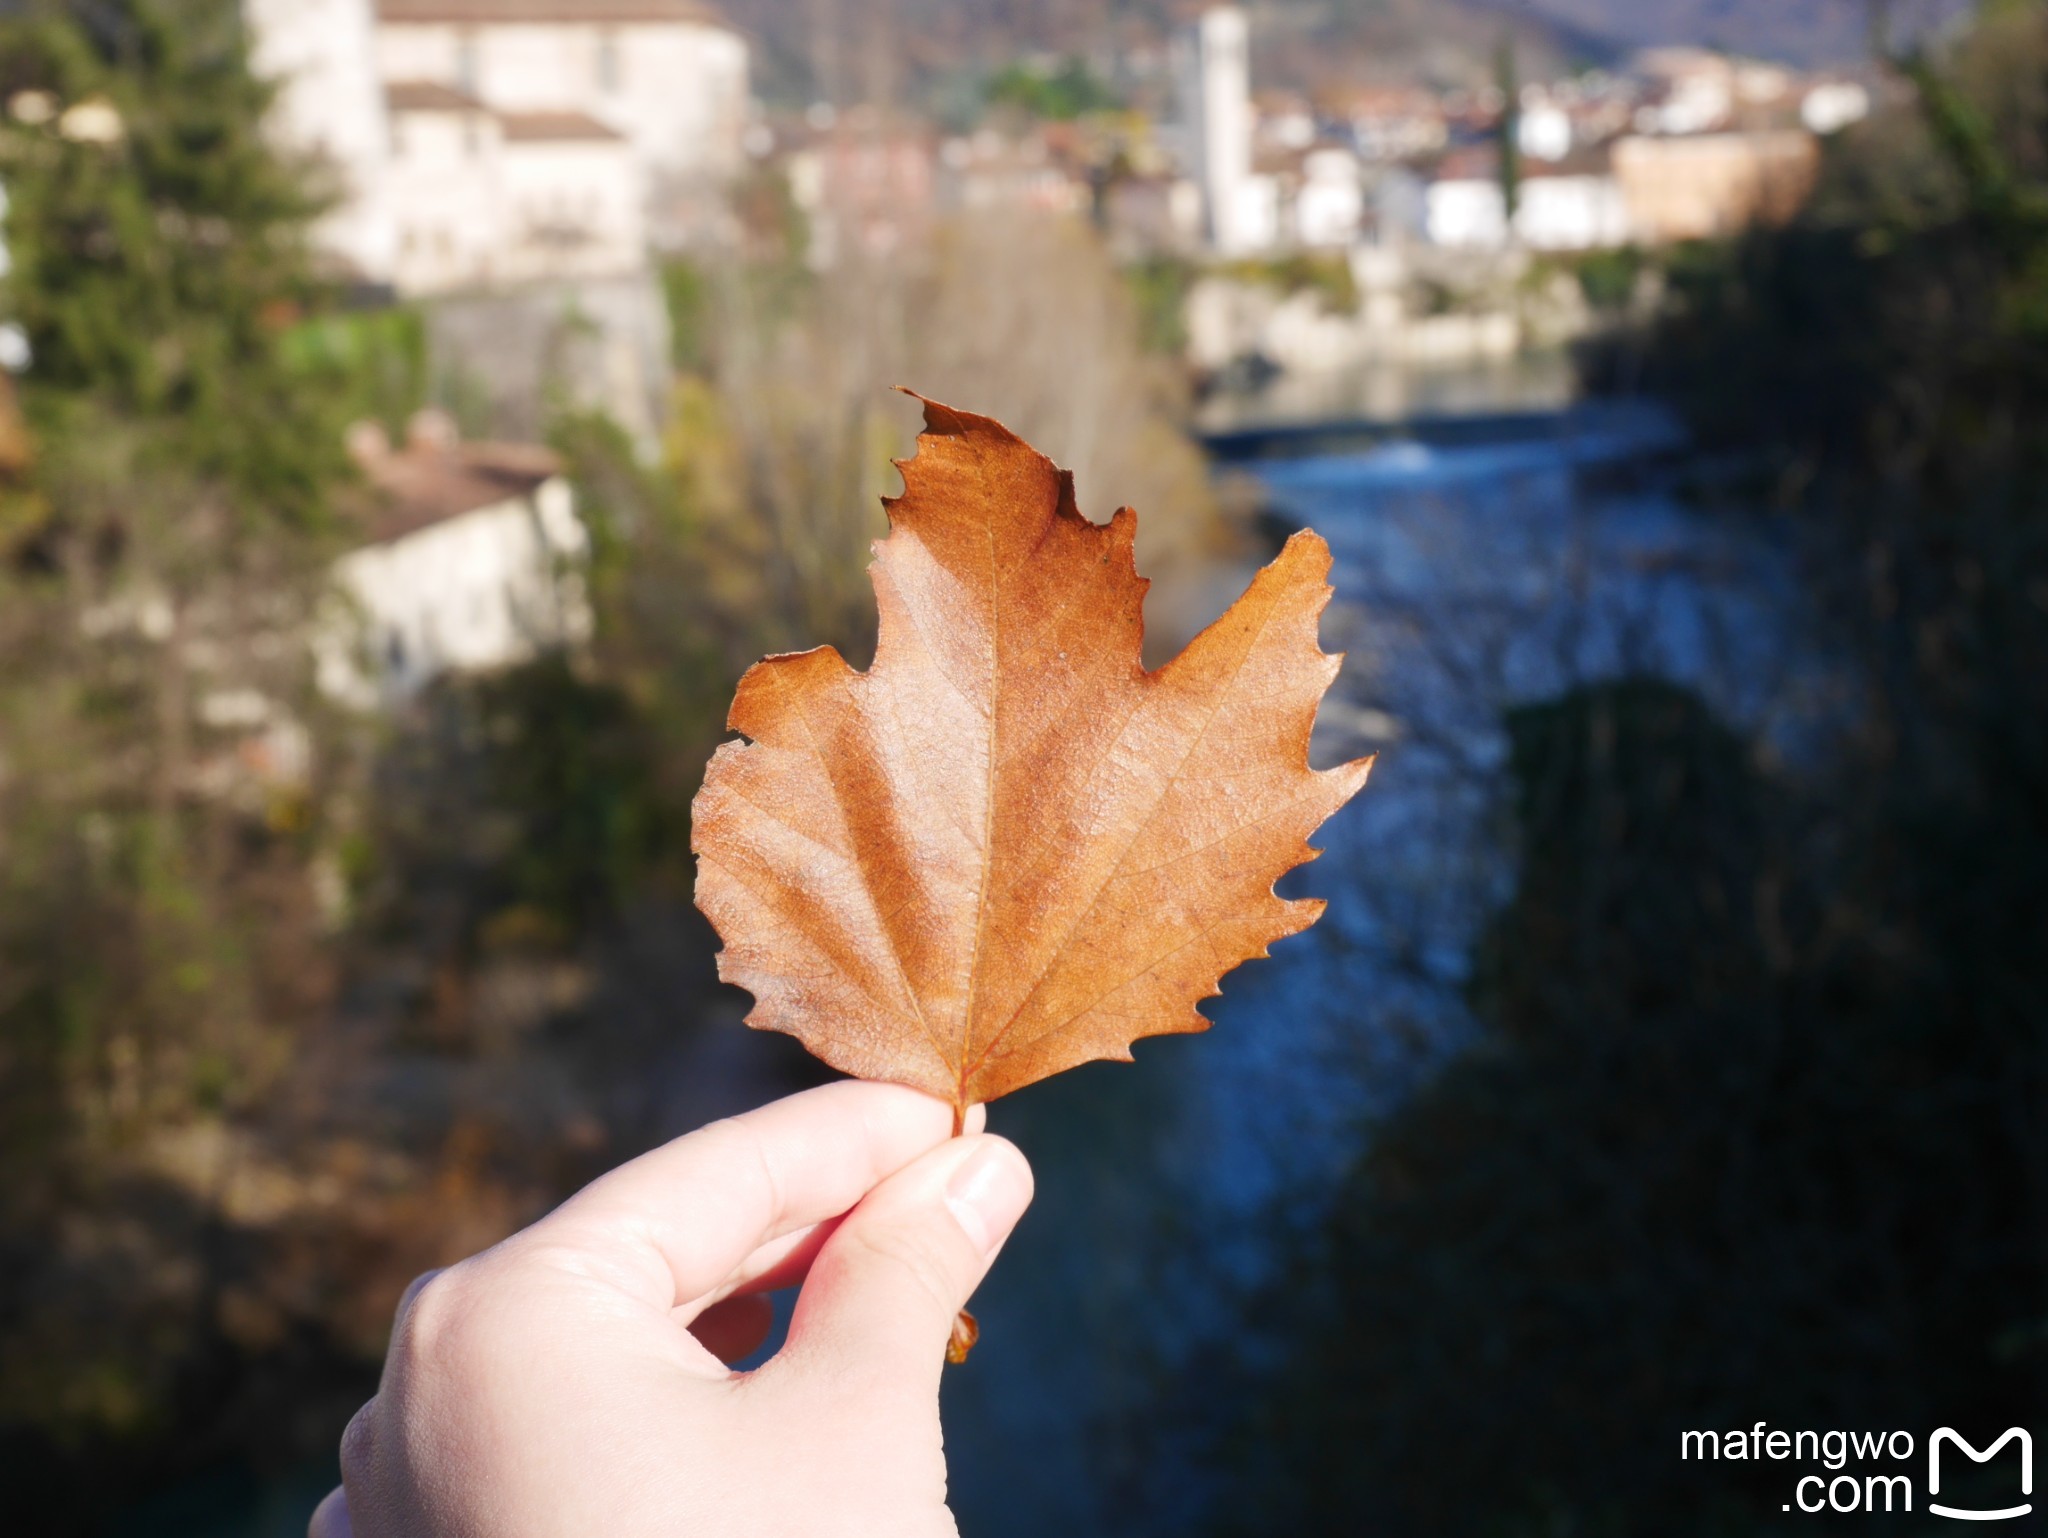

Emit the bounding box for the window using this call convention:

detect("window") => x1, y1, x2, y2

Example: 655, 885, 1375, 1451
598, 31, 621, 93
456, 31, 480, 93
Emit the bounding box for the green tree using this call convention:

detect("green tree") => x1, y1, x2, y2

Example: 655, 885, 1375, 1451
0, 0, 350, 527
0, 0, 360, 1477
984, 55, 1119, 121
1496, 35, 1521, 230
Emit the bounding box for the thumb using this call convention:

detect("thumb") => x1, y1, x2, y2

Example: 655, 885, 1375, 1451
775, 1132, 1033, 1392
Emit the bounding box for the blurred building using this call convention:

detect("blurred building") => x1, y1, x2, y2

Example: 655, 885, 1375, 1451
781, 109, 938, 265
1425, 150, 1510, 249
1424, 123, 1819, 252
1102, 173, 1205, 255
1630, 47, 1797, 136
1319, 84, 1449, 165
374, 0, 749, 186
1518, 96, 1574, 163
1427, 146, 1631, 252
1254, 90, 1317, 154
244, 0, 400, 278
1370, 165, 1431, 247
382, 84, 645, 292
1175, 7, 1264, 255
243, 0, 749, 289
1612, 130, 1819, 243
1292, 145, 1365, 248
1519, 156, 1633, 250
1800, 79, 1873, 136
320, 412, 590, 707
937, 127, 1091, 217
1250, 141, 1366, 249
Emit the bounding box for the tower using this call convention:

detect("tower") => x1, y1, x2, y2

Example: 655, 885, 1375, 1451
1177, 7, 1254, 254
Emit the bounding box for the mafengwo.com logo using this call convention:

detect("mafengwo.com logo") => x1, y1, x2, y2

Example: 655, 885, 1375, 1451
1680, 1423, 2033, 1519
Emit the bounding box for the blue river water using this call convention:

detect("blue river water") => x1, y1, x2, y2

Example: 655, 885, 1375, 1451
119, 391, 1843, 1538
940, 398, 1844, 1536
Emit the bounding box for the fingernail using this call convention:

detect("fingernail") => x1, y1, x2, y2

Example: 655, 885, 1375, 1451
944, 1139, 1032, 1258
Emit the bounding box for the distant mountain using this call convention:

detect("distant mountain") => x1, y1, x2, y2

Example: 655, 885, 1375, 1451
721, 0, 1976, 107
1475, 0, 1974, 66
727, 0, 1590, 105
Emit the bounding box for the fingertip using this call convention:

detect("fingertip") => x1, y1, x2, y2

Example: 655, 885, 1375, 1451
773, 1130, 1031, 1384
943, 1134, 1033, 1258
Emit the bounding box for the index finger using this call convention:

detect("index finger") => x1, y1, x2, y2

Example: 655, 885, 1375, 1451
509, 1079, 978, 1313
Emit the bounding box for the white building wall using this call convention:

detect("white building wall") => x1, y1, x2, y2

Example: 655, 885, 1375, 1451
375, 21, 747, 180
1428, 175, 1632, 250
385, 108, 507, 293
499, 139, 646, 282
243, 0, 397, 278
1516, 176, 1633, 251
1802, 81, 1870, 136
1518, 102, 1573, 163
1295, 149, 1362, 247
321, 480, 589, 706
1427, 179, 1508, 248
378, 25, 449, 90
1232, 174, 1280, 252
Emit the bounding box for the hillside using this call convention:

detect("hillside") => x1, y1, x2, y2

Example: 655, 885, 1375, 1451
1489, 0, 1973, 66
730, 0, 1596, 105
723, 0, 1969, 107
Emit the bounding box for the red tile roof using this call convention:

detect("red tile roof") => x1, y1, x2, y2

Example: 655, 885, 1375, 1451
1433, 142, 1616, 183
498, 110, 624, 142
353, 441, 563, 544
385, 80, 489, 114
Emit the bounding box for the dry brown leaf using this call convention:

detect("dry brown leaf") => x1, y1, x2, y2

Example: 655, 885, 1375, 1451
691, 394, 1373, 1129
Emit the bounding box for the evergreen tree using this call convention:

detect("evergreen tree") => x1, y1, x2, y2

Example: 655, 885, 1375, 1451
0, 1, 359, 1491
0, 0, 348, 533
1496, 35, 1521, 231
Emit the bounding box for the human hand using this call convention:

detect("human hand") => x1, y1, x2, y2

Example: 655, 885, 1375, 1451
308, 1081, 1033, 1538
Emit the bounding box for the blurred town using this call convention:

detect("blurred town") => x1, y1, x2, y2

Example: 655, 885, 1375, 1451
244, 0, 1882, 433
5, 0, 1895, 723
1, 0, 2042, 1534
